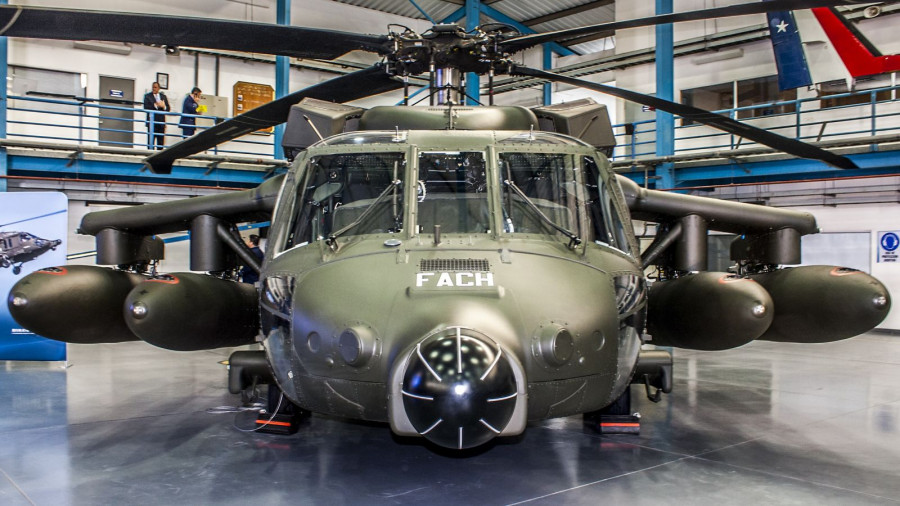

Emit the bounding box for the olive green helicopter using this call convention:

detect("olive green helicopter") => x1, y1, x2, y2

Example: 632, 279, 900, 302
4, 1, 892, 450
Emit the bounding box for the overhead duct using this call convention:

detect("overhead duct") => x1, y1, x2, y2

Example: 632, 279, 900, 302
691, 48, 744, 65
73, 40, 132, 55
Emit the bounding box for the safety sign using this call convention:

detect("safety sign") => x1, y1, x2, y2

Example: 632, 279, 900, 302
878, 231, 900, 263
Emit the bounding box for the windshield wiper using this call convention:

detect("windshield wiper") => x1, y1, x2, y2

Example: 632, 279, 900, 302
503, 179, 582, 249
325, 179, 402, 250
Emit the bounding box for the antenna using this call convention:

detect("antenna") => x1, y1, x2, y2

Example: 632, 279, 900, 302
302, 115, 324, 141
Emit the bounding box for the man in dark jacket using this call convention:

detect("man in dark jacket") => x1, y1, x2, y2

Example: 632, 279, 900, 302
240, 234, 265, 284
179, 87, 202, 137
143, 81, 170, 149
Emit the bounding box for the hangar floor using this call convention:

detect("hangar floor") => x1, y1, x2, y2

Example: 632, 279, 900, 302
1, 332, 899, 505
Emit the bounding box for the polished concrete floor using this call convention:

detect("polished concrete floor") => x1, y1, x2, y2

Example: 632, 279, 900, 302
1, 333, 899, 505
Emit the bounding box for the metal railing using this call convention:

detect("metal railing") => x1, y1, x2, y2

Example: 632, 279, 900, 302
6, 94, 275, 157
611, 85, 900, 161
6, 86, 900, 164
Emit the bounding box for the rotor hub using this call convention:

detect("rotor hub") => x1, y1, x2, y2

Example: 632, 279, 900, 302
387, 25, 509, 76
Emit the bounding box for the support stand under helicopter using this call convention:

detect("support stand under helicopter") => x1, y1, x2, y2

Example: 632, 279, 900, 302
583, 349, 673, 435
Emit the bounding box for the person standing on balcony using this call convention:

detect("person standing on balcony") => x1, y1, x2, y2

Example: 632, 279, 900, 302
143, 81, 170, 149
179, 87, 205, 137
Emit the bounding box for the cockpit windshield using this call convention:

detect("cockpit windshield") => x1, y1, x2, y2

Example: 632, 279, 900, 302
498, 152, 632, 254
280, 152, 406, 249
498, 152, 584, 241
270, 134, 634, 256
416, 151, 489, 234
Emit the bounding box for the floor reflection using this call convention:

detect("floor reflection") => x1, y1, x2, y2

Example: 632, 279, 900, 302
0, 334, 898, 504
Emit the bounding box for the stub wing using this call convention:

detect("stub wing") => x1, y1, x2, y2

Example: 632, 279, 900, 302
77, 175, 283, 268
615, 175, 891, 347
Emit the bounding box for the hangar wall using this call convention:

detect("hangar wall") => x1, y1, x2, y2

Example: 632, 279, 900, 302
613, 2, 900, 129
8, 0, 432, 153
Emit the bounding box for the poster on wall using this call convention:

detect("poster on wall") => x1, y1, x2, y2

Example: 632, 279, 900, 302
0, 192, 68, 361
878, 231, 900, 263
233, 81, 274, 134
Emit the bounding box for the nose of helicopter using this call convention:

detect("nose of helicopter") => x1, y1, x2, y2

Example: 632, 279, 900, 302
399, 327, 519, 449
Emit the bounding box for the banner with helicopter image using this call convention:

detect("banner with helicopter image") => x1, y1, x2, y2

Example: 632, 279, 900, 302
0, 192, 68, 361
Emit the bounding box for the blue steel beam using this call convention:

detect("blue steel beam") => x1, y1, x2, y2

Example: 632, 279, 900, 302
655, 0, 675, 190
465, 0, 480, 105
543, 44, 552, 105
396, 85, 430, 105
273, 0, 290, 159
409, 0, 437, 24
619, 151, 900, 187
7, 155, 272, 188
478, 4, 575, 57
440, 7, 465, 24
0, 0, 7, 193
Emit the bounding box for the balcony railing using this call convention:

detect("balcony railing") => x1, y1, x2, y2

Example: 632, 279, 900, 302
6, 94, 274, 157
611, 85, 900, 161
5, 86, 899, 164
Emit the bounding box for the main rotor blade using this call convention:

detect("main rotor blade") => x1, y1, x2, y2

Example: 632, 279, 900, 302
500, 0, 861, 53
0, 5, 389, 59
145, 65, 401, 174
510, 65, 857, 170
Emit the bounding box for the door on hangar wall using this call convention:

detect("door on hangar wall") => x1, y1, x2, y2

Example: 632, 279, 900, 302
98, 76, 135, 148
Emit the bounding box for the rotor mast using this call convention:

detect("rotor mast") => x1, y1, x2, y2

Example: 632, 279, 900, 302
388, 23, 501, 107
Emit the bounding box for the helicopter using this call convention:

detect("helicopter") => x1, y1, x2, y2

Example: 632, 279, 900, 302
0, 231, 62, 275
3, 0, 894, 450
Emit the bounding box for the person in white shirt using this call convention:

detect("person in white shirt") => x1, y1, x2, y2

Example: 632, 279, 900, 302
142, 81, 170, 149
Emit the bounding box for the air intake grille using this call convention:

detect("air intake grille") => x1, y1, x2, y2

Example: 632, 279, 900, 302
419, 259, 490, 272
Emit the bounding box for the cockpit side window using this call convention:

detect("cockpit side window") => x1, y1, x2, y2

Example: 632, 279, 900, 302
283, 152, 405, 249
582, 156, 614, 247
416, 152, 489, 234
583, 156, 632, 254
498, 152, 582, 240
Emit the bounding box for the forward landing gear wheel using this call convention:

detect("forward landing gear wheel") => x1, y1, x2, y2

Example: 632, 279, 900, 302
12, 265, 21, 275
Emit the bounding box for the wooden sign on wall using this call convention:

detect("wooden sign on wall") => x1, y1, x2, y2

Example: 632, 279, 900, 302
233, 81, 274, 134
